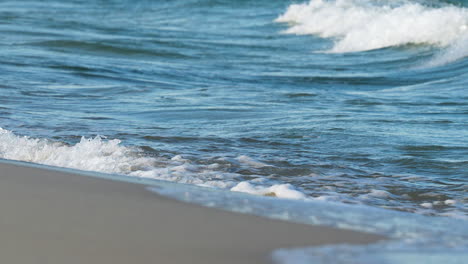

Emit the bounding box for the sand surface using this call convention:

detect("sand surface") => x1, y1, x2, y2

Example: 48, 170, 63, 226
0, 160, 383, 264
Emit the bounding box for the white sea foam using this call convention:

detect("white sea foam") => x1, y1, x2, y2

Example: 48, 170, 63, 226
0, 128, 147, 174
420, 202, 433, 208
0, 128, 305, 199
231, 182, 306, 199
425, 32, 468, 66
445, 199, 456, 206
276, 0, 468, 53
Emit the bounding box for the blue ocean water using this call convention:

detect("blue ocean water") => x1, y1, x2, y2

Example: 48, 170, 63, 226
0, 0, 466, 221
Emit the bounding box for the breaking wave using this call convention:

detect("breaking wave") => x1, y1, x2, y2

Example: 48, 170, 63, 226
0, 128, 305, 199
276, 0, 468, 53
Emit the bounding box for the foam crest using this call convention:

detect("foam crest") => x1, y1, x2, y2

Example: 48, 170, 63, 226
276, 0, 468, 53
0, 128, 306, 199
425, 31, 468, 66
0, 128, 152, 174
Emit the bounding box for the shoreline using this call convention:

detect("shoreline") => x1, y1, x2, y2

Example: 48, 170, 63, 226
0, 159, 383, 264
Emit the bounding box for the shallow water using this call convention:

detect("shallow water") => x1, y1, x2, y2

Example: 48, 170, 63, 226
0, 0, 467, 221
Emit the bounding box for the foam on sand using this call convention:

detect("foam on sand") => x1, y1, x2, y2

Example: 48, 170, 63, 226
231, 182, 306, 199
150, 175, 468, 264
276, 0, 468, 53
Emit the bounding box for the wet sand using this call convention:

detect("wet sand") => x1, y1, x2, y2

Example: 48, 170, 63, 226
0, 160, 383, 264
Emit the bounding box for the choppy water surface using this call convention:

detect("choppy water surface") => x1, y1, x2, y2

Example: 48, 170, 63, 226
0, 0, 467, 224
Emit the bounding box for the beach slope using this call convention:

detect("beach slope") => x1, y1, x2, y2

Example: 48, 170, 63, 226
0, 160, 382, 264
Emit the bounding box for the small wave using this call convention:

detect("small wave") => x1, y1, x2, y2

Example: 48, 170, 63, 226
1, 128, 465, 219
0, 128, 305, 199
28, 40, 192, 59
276, 0, 468, 53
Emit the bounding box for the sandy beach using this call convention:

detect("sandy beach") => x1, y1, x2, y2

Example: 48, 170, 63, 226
0, 160, 382, 264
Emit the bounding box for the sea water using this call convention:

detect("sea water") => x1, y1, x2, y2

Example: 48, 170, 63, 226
0, 0, 467, 262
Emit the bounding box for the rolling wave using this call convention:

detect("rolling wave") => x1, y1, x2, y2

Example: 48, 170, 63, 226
276, 0, 468, 57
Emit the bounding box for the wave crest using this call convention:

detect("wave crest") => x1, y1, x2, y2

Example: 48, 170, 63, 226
276, 0, 468, 53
